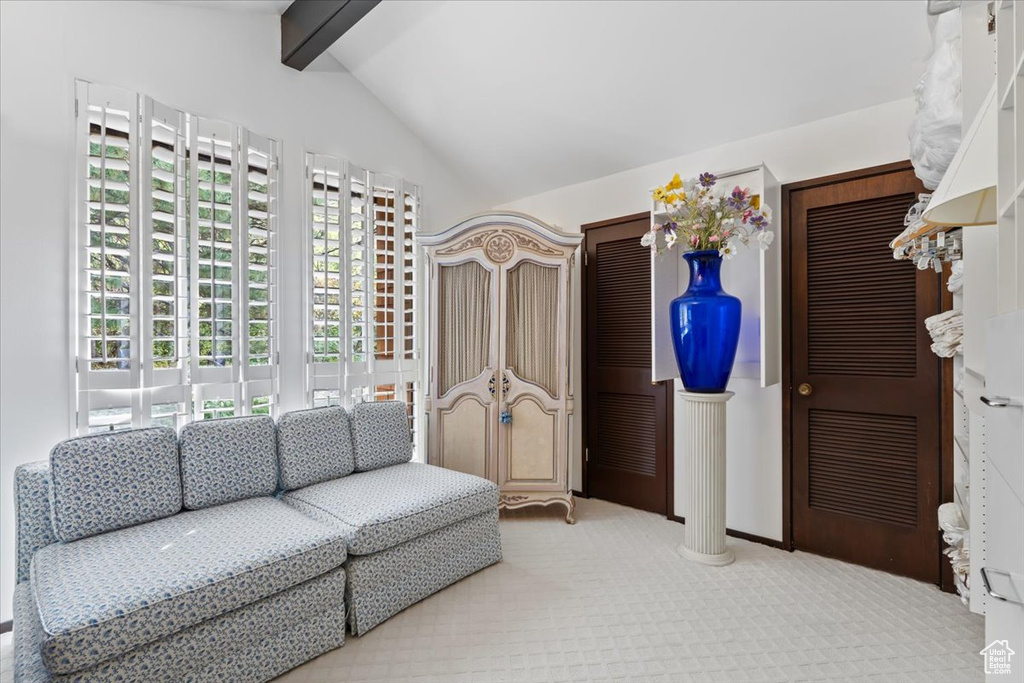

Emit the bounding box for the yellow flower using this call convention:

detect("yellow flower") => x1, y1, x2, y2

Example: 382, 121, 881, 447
750, 194, 761, 210
652, 186, 668, 202
665, 173, 683, 191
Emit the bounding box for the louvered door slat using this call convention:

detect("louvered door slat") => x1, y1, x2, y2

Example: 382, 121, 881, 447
596, 238, 650, 369
595, 393, 657, 475
808, 409, 919, 527
806, 193, 918, 378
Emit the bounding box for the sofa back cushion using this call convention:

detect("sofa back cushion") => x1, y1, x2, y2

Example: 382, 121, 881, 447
351, 401, 413, 472
49, 427, 181, 542
277, 407, 355, 490
179, 415, 277, 509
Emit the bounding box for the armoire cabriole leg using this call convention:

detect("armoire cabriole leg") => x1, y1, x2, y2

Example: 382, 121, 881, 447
499, 492, 576, 523
678, 390, 735, 566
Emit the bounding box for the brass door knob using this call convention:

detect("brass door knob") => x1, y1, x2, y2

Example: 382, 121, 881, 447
797, 383, 813, 396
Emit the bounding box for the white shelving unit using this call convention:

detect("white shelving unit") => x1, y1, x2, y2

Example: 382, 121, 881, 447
981, 1, 1024, 669
952, 5, 1024, 653
957, 0, 998, 618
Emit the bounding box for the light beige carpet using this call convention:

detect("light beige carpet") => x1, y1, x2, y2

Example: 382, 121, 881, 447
0, 498, 984, 682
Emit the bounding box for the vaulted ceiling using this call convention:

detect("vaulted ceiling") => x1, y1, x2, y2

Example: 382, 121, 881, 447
168, 1, 934, 205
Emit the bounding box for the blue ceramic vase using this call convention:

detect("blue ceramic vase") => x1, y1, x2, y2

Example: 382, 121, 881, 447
670, 250, 741, 393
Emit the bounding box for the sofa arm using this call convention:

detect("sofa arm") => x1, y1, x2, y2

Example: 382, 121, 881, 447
14, 461, 57, 583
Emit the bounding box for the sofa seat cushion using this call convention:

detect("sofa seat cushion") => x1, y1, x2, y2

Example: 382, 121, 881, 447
31, 496, 349, 676
283, 462, 498, 556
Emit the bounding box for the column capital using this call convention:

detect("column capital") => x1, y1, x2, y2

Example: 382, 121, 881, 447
677, 390, 735, 403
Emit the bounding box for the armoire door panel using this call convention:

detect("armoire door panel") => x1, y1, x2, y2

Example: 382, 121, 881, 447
428, 255, 501, 480
788, 166, 941, 583
436, 260, 494, 397
506, 260, 561, 398
440, 397, 492, 479
506, 398, 558, 483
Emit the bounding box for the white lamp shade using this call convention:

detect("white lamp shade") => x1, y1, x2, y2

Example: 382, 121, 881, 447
922, 83, 997, 227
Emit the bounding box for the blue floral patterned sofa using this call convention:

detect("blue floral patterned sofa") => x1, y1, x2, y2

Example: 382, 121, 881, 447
12, 402, 502, 682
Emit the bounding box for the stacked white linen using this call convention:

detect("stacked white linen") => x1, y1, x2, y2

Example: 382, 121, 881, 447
925, 309, 963, 357
947, 260, 964, 293
938, 501, 970, 605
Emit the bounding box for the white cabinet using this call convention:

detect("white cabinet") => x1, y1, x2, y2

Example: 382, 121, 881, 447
419, 213, 581, 522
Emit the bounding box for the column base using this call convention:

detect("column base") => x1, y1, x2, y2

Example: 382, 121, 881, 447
677, 543, 735, 567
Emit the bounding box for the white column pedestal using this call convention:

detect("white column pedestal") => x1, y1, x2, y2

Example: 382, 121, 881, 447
678, 390, 734, 566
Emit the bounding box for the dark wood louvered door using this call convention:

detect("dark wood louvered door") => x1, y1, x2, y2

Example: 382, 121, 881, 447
583, 214, 670, 514
787, 165, 942, 583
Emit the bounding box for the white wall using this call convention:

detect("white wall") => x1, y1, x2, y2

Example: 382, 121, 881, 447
497, 97, 917, 542
0, 0, 491, 622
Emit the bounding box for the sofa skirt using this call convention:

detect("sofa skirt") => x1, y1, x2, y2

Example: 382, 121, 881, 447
345, 509, 502, 636
14, 567, 347, 683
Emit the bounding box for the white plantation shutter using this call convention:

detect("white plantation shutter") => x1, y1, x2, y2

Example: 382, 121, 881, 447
305, 153, 422, 453
401, 183, 420, 363
348, 164, 373, 377
189, 116, 238, 385
74, 82, 140, 433
141, 97, 188, 388
140, 96, 190, 426
77, 82, 139, 391
240, 131, 278, 415
306, 157, 374, 398
72, 80, 278, 434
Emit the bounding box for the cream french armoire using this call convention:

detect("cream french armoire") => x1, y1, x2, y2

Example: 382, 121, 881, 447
419, 213, 581, 523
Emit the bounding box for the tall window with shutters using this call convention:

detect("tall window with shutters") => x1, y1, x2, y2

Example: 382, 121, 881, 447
72, 80, 278, 434
306, 153, 422, 455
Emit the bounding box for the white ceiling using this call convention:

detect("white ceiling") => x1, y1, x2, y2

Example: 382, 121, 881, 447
160, 1, 934, 204
328, 0, 932, 203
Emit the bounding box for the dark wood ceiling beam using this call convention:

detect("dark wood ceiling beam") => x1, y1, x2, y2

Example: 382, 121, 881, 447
281, 0, 381, 71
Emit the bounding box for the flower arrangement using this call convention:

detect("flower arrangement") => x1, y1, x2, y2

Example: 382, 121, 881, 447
641, 171, 774, 259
